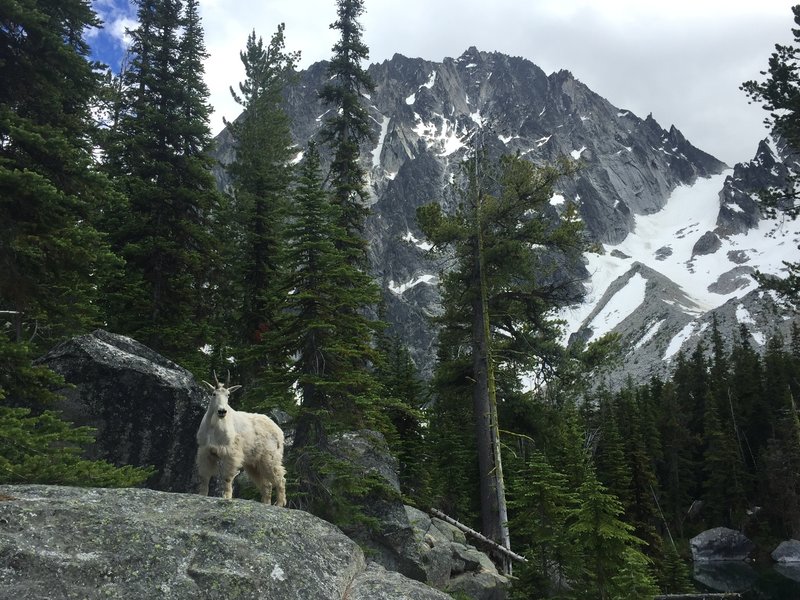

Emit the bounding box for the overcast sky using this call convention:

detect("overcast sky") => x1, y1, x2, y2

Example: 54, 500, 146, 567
92, 0, 797, 167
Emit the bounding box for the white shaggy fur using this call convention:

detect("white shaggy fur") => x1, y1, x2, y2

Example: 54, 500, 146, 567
196, 378, 286, 506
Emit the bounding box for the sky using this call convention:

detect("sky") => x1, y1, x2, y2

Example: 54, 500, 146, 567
88, 0, 797, 167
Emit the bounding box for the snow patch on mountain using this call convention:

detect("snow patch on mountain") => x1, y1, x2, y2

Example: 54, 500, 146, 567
635, 319, 665, 350
664, 321, 710, 360
372, 114, 391, 168
586, 272, 647, 343
403, 231, 433, 251
560, 171, 800, 343
389, 274, 437, 295
571, 146, 587, 160
412, 113, 465, 157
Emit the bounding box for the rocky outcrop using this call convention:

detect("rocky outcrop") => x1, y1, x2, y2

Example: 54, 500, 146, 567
328, 431, 509, 599
690, 527, 755, 562
689, 528, 757, 593
715, 139, 783, 236
31, 331, 506, 600
0, 485, 450, 600
35, 329, 206, 493
772, 539, 800, 563
692, 230, 722, 256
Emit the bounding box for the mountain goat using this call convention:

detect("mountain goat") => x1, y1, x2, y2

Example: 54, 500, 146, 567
196, 372, 286, 506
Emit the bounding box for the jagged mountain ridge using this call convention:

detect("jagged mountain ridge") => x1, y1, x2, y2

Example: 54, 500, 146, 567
213, 47, 796, 383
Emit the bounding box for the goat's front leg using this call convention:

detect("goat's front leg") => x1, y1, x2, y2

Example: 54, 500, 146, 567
260, 482, 273, 505
219, 458, 239, 500
196, 449, 216, 496
222, 476, 235, 499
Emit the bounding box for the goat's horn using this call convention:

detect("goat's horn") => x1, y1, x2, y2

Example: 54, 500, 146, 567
213, 370, 220, 386
226, 370, 231, 385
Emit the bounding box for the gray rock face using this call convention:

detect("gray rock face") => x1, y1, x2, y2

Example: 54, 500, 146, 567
692, 230, 722, 256
772, 539, 800, 563
690, 527, 755, 562
36, 329, 206, 493
716, 139, 786, 236
0, 485, 450, 600
327, 431, 509, 599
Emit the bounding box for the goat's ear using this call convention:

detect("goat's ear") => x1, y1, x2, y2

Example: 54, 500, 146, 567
227, 385, 242, 394
201, 380, 215, 390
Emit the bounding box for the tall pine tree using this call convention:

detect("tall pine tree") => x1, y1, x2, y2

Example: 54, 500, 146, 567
418, 149, 584, 552
0, 0, 155, 489
101, 0, 220, 373
741, 5, 800, 300
221, 25, 300, 398
0, 0, 120, 346
289, 0, 385, 453
318, 0, 376, 252
284, 143, 388, 518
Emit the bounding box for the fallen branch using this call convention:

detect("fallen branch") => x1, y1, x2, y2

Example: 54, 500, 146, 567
428, 508, 527, 563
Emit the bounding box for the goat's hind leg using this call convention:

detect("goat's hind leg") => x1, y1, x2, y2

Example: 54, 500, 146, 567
245, 465, 273, 504
261, 462, 286, 507
273, 465, 287, 508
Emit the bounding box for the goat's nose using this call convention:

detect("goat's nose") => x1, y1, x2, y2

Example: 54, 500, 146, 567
217, 409, 227, 418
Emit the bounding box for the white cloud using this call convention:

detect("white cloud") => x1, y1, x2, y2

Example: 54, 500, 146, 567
95, 0, 798, 166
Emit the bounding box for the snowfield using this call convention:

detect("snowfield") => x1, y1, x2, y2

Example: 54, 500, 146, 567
559, 170, 800, 344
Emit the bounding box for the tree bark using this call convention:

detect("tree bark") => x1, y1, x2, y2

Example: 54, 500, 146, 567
471, 282, 498, 542
471, 184, 512, 572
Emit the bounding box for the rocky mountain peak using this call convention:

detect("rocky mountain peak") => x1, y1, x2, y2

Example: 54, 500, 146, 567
212, 49, 795, 383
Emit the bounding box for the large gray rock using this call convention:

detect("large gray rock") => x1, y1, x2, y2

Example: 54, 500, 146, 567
690, 527, 755, 562
0, 485, 450, 600
36, 329, 206, 493
772, 539, 800, 563
328, 431, 509, 599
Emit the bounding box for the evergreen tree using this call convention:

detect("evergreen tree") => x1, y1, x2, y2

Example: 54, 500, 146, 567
101, 0, 221, 373
593, 388, 632, 510
671, 346, 710, 504
568, 467, 658, 600
616, 384, 662, 557
702, 390, 749, 528
283, 0, 388, 519
508, 450, 579, 599
426, 338, 480, 523
652, 379, 696, 539
0, 0, 120, 346
318, 0, 376, 249
762, 386, 800, 537
374, 330, 429, 502
0, 405, 153, 488
221, 25, 300, 398
283, 144, 388, 518
741, 5, 800, 300
286, 143, 384, 436
0, 0, 156, 491
418, 150, 583, 547
657, 541, 695, 595
760, 334, 800, 536
729, 324, 765, 472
